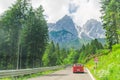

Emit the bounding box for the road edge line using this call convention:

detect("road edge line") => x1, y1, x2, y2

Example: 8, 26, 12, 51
86, 68, 95, 80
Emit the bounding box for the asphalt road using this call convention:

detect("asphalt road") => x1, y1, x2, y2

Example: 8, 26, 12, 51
28, 67, 93, 80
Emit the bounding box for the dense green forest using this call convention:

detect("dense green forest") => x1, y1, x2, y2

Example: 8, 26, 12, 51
42, 39, 103, 66
0, 0, 48, 69
101, 0, 120, 49
0, 0, 120, 72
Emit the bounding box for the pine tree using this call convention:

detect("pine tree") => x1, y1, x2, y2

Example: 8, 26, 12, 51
101, 0, 120, 49
42, 41, 56, 66
21, 5, 48, 68
0, 0, 30, 69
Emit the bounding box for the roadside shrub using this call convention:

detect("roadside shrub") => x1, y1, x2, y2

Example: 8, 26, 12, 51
87, 44, 120, 80
96, 49, 110, 55
112, 44, 120, 51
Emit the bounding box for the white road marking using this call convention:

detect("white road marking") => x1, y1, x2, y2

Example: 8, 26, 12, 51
86, 68, 96, 80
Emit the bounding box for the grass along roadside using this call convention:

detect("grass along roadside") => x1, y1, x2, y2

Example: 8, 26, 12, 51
0, 68, 63, 80
86, 44, 120, 80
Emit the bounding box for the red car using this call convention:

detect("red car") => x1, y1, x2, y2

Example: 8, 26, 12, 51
72, 64, 84, 73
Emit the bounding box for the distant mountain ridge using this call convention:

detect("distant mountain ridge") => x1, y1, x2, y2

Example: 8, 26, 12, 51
48, 15, 105, 48
78, 19, 105, 39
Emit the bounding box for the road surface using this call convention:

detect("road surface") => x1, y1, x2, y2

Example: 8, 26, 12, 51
28, 67, 93, 80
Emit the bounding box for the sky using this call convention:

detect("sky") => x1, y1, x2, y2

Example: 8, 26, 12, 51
0, 0, 102, 26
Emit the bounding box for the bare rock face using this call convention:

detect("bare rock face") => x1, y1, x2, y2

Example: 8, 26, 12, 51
82, 19, 105, 39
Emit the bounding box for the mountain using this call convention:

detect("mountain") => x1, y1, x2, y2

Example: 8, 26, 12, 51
48, 15, 105, 49
49, 30, 77, 43
48, 15, 81, 48
48, 15, 78, 42
48, 23, 55, 32
48, 15, 78, 36
78, 19, 105, 39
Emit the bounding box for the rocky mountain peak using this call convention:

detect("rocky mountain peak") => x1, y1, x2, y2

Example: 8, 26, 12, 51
48, 16, 105, 48
48, 15, 78, 45
53, 15, 78, 36
84, 19, 105, 39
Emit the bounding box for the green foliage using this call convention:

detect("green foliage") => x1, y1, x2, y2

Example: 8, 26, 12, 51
101, 0, 120, 49
42, 41, 56, 66
42, 47, 50, 66
42, 42, 67, 66
117, 30, 120, 34
0, 0, 48, 69
78, 52, 86, 63
112, 44, 120, 51
20, 6, 48, 68
96, 49, 110, 55
64, 48, 78, 64
0, 0, 30, 69
42, 39, 104, 66
78, 39, 104, 63
86, 44, 120, 80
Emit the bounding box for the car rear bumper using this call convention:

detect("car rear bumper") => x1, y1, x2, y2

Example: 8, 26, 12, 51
73, 70, 84, 73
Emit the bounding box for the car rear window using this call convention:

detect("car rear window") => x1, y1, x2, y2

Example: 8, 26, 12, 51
74, 64, 83, 66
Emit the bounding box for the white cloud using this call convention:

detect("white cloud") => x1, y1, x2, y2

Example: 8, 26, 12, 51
0, 0, 102, 26
0, 0, 16, 14
72, 0, 102, 26
31, 0, 69, 23
31, 0, 102, 26
68, 2, 79, 14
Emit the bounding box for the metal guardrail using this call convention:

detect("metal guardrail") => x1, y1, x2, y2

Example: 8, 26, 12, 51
0, 66, 65, 78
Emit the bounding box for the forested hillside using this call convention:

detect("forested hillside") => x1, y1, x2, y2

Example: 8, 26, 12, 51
42, 39, 103, 66
86, 0, 120, 80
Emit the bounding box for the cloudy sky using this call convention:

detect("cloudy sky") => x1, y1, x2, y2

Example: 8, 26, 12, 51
0, 0, 102, 26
